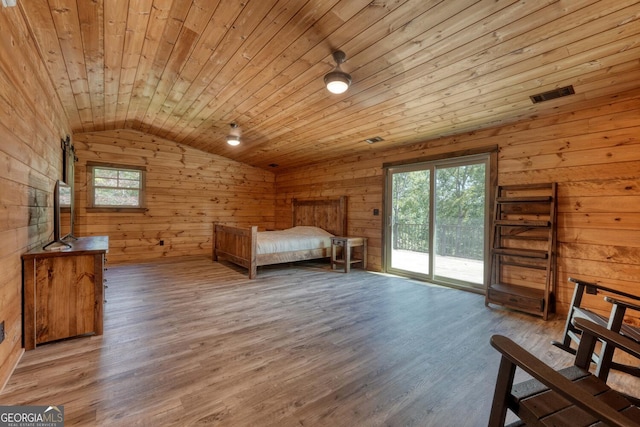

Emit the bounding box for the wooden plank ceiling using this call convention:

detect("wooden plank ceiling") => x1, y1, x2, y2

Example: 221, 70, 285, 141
18, 0, 640, 170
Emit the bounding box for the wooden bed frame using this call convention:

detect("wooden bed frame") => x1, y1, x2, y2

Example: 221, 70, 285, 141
213, 196, 347, 279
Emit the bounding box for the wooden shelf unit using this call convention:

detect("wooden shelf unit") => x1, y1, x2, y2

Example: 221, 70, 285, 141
486, 183, 557, 320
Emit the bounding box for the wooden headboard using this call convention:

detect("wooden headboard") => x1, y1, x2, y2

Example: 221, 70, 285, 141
291, 196, 347, 236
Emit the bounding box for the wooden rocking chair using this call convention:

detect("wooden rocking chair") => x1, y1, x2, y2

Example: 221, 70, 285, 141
489, 318, 640, 427
552, 277, 640, 381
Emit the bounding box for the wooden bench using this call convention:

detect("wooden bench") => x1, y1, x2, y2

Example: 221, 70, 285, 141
552, 277, 640, 380
489, 318, 640, 427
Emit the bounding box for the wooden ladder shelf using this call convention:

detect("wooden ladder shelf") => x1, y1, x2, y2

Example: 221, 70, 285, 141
486, 183, 557, 320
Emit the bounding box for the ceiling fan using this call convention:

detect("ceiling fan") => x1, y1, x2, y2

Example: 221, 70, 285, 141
324, 50, 352, 94
226, 123, 241, 146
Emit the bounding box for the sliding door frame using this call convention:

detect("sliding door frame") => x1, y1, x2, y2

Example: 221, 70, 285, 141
382, 146, 498, 293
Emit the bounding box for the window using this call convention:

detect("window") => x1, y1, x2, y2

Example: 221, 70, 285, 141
87, 163, 146, 211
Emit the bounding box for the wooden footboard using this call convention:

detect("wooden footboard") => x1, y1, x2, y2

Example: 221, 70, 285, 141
213, 223, 258, 279
213, 224, 331, 279
212, 195, 348, 279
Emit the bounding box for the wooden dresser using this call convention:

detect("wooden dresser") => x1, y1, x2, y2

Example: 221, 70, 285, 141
22, 236, 109, 350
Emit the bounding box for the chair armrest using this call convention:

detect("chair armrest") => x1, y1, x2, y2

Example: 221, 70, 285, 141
569, 277, 640, 302
574, 318, 640, 360
490, 335, 639, 427
605, 296, 640, 314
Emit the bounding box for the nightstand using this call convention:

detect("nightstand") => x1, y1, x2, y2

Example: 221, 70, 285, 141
331, 236, 367, 273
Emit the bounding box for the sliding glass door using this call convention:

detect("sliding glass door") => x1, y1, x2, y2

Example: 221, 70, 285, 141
388, 166, 432, 276
385, 154, 489, 291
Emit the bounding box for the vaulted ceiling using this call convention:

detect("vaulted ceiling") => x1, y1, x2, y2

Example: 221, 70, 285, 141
19, 0, 640, 170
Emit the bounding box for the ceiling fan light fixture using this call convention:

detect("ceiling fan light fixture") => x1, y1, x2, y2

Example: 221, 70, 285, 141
226, 135, 240, 146
226, 123, 240, 146
324, 72, 351, 94
324, 51, 352, 94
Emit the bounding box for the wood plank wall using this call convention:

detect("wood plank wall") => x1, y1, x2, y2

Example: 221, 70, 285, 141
73, 130, 275, 264
2, 2, 639, 393
274, 89, 640, 323
0, 7, 71, 389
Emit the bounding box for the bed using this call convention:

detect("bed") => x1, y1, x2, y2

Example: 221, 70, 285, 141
213, 196, 347, 278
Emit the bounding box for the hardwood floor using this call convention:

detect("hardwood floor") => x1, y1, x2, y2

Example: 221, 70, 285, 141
2, 257, 637, 426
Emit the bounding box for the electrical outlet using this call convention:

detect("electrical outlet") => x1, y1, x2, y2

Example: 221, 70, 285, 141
159, 240, 164, 246
0, 321, 5, 344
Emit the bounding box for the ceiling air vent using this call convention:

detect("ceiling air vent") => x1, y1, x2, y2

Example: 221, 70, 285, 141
530, 85, 575, 104
365, 136, 384, 144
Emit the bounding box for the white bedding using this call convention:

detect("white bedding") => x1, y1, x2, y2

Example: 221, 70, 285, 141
256, 226, 334, 254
